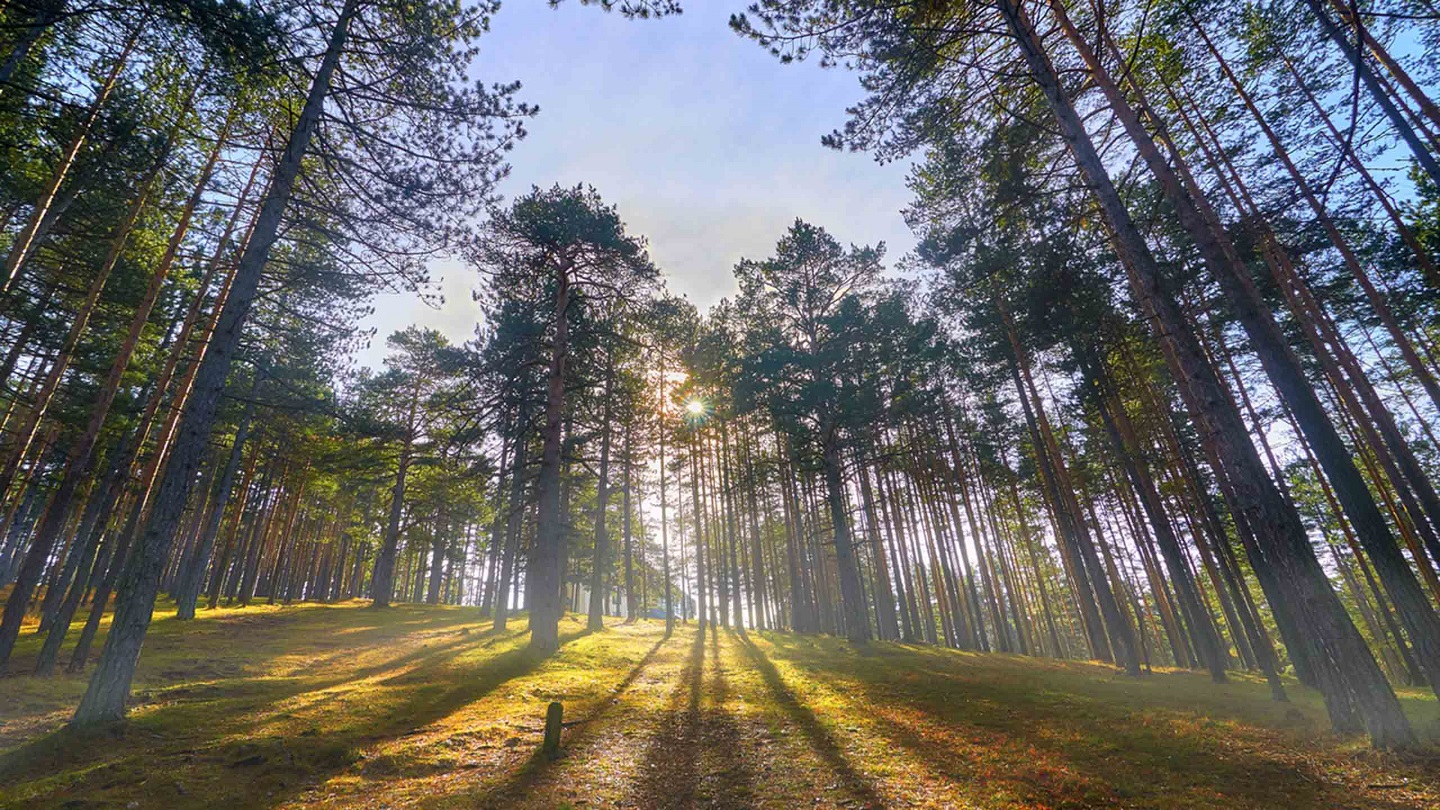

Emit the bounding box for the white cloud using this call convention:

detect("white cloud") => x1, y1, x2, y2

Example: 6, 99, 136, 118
354, 1, 916, 371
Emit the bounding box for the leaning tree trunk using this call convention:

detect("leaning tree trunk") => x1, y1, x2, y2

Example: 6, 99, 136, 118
0, 0, 67, 91
0, 105, 181, 522
1052, 0, 1440, 705
1301, 0, 1440, 187
1318, 0, 1440, 136
1274, 50, 1440, 289
0, 144, 180, 668
70, 0, 358, 725
1185, 24, 1440, 408
1005, 321, 1119, 666
1083, 347, 1226, 681
175, 398, 256, 620
997, 0, 1411, 746
0, 20, 142, 299
0, 98, 224, 670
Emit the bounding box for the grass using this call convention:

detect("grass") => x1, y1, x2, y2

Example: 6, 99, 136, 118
0, 601, 1436, 808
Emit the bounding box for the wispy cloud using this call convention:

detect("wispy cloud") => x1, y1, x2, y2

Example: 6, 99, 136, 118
355, 1, 914, 369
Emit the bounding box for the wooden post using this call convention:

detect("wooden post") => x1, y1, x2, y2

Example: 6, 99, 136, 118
543, 701, 563, 759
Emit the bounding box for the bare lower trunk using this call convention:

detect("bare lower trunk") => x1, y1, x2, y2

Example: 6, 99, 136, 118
588, 367, 614, 631
822, 428, 869, 643
494, 405, 529, 632
71, 0, 357, 725
998, 0, 1409, 745
1051, 0, 1440, 707
528, 264, 572, 653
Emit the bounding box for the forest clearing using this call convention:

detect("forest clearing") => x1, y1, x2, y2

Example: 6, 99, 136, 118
2, 0, 1440, 805
2, 602, 1437, 809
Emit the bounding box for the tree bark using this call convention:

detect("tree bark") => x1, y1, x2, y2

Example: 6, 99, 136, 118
999, 0, 1407, 744
528, 258, 573, 653
70, 0, 357, 724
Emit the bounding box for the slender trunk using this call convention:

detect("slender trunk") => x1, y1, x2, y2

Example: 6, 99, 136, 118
588, 365, 614, 631
1057, 2, 1440, 703
372, 377, 421, 608
171, 390, 253, 618
1299, 0, 1440, 185
1085, 351, 1225, 681
1320, 0, 1440, 137
690, 433, 709, 629
0, 96, 224, 667
1, 20, 144, 297
622, 415, 636, 623
0, 0, 65, 91
71, 0, 357, 724
857, 444, 899, 640
658, 369, 673, 635
1001, 0, 1405, 743
528, 259, 572, 653
494, 404, 529, 632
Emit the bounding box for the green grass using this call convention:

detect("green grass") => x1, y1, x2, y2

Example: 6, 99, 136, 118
1, 601, 1437, 808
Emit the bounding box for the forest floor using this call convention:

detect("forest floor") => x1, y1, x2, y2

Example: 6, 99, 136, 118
1, 602, 1438, 809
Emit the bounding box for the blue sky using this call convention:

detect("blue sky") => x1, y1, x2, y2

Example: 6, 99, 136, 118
354, 0, 915, 368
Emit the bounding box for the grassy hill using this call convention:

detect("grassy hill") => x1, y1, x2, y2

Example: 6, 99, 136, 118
1, 601, 1437, 808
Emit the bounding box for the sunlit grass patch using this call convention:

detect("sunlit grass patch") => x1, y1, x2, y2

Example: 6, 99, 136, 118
748, 630, 1440, 809
3, 603, 1438, 809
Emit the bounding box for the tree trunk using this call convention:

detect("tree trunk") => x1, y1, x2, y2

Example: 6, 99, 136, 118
588, 365, 614, 631
1052, 1, 1440, 703
622, 415, 636, 623
528, 259, 572, 653
1000, 0, 1407, 744
1085, 349, 1225, 681
70, 0, 357, 725
0, 20, 143, 298
372, 377, 421, 608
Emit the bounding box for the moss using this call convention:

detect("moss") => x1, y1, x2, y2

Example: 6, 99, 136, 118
2, 602, 1436, 808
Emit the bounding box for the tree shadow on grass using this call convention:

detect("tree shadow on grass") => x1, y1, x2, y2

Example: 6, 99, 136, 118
633, 627, 708, 807
472, 631, 670, 808
626, 626, 760, 809
760, 634, 1435, 810
624, 625, 766, 807
0, 614, 514, 759
866, 678, 1429, 809
735, 633, 883, 810
0, 623, 588, 809
702, 625, 758, 805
